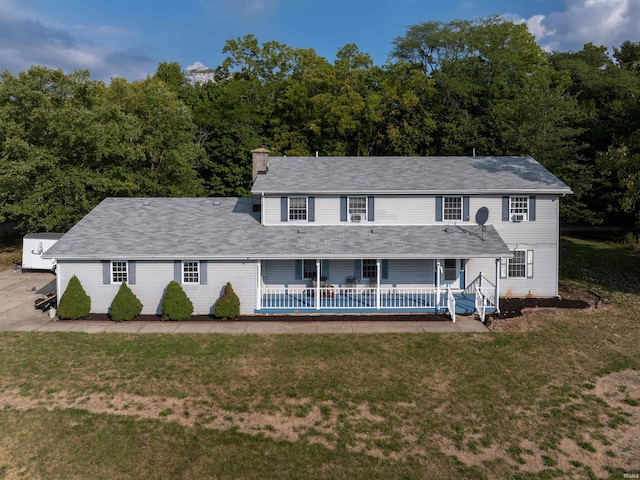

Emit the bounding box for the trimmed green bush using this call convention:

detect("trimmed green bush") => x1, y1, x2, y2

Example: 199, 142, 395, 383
109, 282, 143, 322
161, 281, 193, 321
214, 282, 240, 320
57, 275, 91, 320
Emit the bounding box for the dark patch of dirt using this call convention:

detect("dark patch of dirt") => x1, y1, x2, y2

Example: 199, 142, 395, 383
492, 283, 601, 320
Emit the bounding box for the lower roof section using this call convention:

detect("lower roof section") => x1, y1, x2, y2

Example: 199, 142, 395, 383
45, 197, 512, 261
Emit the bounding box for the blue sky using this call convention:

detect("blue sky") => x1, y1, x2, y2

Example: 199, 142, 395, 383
1, 0, 639, 81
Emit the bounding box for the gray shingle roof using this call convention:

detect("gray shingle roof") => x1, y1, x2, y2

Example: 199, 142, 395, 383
251, 156, 572, 195
45, 197, 511, 260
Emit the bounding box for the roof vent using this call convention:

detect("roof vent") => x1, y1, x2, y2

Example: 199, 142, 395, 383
370, 229, 380, 234
297, 229, 306, 234
142, 200, 151, 206
213, 201, 221, 206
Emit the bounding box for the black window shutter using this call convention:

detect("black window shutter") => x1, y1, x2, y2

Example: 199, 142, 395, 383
340, 197, 347, 221
200, 261, 207, 285
354, 260, 362, 280
174, 260, 182, 283
308, 197, 315, 222
367, 196, 375, 222
502, 196, 510, 221
381, 259, 389, 280
281, 197, 288, 222
102, 261, 110, 284
463, 196, 470, 221
436, 196, 443, 221
529, 196, 536, 221
128, 261, 136, 285
295, 260, 302, 280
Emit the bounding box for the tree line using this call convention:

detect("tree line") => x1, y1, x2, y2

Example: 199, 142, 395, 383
1, 16, 638, 235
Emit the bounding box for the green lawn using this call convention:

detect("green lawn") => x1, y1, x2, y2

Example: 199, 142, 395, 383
0, 236, 639, 479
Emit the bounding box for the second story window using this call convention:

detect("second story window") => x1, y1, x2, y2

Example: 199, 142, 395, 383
443, 196, 463, 221
348, 197, 367, 222
510, 196, 529, 221
289, 197, 307, 221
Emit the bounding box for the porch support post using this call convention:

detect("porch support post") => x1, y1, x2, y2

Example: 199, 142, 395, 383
256, 261, 261, 310
376, 259, 381, 310
495, 258, 500, 313
436, 261, 441, 311
316, 259, 321, 310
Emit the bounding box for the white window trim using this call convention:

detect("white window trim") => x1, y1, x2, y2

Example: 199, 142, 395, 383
348, 196, 368, 223
288, 196, 308, 222
182, 260, 200, 284
504, 249, 534, 279
111, 260, 128, 284
509, 196, 530, 222
442, 196, 463, 222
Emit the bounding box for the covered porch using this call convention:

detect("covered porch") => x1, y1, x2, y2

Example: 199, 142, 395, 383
255, 258, 500, 322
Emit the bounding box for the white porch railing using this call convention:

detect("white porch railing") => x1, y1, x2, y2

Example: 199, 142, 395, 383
446, 285, 456, 323
261, 287, 440, 310
463, 273, 496, 308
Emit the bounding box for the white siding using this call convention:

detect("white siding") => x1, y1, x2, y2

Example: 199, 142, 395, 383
374, 196, 434, 224
467, 194, 560, 297
57, 260, 258, 316
262, 259, 434, 288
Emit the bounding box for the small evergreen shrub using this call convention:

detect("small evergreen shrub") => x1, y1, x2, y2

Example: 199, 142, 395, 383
214, 282, 240, 320
109, 282, 143, 322
57, 275, 91, 320
161, 281, 193, 321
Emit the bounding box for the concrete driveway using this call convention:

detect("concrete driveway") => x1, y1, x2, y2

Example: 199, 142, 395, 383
0, 269, 488, 334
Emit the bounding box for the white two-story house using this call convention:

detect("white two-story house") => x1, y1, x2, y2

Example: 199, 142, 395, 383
45, 147, 571, 319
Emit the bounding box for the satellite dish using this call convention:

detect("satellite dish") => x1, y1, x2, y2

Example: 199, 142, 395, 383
476, 207, 489, 226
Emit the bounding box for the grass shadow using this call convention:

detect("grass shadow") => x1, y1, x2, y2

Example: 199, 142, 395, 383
560, 236, 640, 296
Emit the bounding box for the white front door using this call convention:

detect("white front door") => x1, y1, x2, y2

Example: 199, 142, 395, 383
440, 259, 461, 289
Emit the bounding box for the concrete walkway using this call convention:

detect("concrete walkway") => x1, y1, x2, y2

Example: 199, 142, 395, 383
0, 270, 488, 334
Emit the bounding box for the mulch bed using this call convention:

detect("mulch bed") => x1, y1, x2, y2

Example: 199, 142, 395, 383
492, 297, 591, 319
60, 313, 455, 323
56, 284, 600, 323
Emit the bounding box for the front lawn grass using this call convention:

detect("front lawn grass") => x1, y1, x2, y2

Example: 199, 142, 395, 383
0, 235, 638, 478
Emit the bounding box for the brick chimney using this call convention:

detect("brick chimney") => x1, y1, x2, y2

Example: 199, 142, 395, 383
251, 144, 269, 182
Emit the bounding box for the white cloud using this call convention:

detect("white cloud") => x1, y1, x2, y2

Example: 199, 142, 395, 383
186, 61, 216, 84
0, 3, 156, 80
507, 0, 640, 52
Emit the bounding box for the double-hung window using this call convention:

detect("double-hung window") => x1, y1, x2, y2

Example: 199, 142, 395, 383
348, 197, 367, 222
508, 251, 526, 278
502, 250, 534, 278
289, 197, 308, 221
111, 261, 128, 284
443, 196, 463, 221
303, 259, 316, 279
510, 196, 529, 222
182, 261, 199, 284
362, 259, 377, 279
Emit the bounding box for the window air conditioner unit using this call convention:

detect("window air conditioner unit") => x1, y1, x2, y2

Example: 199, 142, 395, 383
512, 213, 525, 222
350, 214, 363, 222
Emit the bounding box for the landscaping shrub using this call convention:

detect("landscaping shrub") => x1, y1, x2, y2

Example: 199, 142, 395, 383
161, 281, 193, 321
57, 275, 91, 320
109, 282, 143, 321
214, 282, 240, 320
